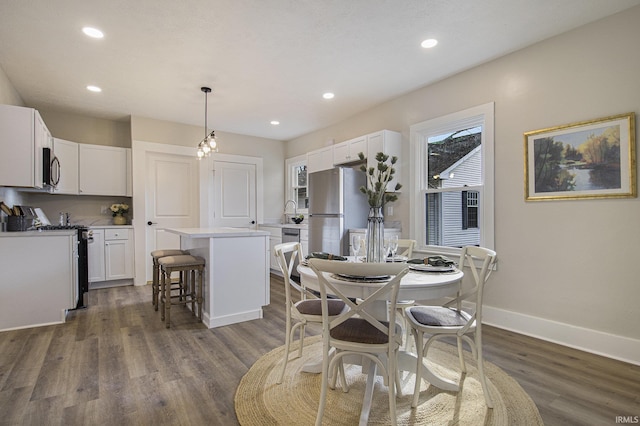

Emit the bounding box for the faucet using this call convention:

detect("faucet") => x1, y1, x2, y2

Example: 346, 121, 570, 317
284, 199, 297, 223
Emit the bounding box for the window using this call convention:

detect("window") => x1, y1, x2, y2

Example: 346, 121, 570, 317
410, 103, 494, 256
285, 155, 308, 213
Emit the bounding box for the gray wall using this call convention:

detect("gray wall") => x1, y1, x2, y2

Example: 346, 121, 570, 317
286, 7, 640, 360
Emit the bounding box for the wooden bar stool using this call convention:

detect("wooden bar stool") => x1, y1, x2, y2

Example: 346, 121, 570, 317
151, 249, 187, 311
158, 255, 205, 328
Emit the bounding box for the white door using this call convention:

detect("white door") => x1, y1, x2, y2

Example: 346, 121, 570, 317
132, 141, 199, 285
146, 152, 199, 250
212, 160, 257, 228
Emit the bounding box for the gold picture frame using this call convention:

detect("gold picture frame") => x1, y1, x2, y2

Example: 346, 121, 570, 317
524, 112, 636, 201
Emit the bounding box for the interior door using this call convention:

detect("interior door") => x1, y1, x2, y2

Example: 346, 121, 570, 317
212, 160, 257, 228
145, 151, 199, 278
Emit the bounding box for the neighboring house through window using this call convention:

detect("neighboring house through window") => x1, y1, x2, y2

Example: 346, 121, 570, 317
285, 155, 308, 214
410, 102, 494, 257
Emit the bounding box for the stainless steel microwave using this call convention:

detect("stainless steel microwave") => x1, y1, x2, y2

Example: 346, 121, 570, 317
43, 147, 60, 188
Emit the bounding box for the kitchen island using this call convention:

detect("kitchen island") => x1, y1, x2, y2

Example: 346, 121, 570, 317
164, 227, 270, 328
0, 230, 78, 331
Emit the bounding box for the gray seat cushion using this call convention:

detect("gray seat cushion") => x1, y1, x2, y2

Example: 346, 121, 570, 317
297, 299, 345, 316
407, 306, 469, 327
330, 318, 401, 345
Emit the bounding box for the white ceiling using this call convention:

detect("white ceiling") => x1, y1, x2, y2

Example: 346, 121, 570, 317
1, 0, 639, 141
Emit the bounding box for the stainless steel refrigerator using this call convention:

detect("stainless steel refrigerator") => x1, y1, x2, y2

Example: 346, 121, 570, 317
308, 166, 369, 256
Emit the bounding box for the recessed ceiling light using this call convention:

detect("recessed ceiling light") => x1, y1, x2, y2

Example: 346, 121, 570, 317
270, 120, 280, 125
82, 27, 104, 39
86, 85, 102, 93
323, 92, 335, 100
421, 39, 438, 49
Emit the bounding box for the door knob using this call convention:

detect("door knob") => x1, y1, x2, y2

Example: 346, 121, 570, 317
251, 220, 256, 224
147, 221, 156, 226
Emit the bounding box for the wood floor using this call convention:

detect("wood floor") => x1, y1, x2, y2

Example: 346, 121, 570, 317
1, 275, 639, 425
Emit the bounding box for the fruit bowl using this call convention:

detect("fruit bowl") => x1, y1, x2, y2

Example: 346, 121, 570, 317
292, 217, 304, 224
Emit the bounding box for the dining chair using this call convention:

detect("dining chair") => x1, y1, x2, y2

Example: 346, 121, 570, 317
274, 242, 348, 384
394, 239, 416, 349
396, 239, 416, 258
308, 258, 410, 426
404, 246, 497, 408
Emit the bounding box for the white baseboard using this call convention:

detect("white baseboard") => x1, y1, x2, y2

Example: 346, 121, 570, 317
483, 305, 640, 366
203, 309, 264, 329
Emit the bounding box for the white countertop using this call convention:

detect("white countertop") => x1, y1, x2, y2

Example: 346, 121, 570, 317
259, 223, 308, 229
164, 227, 269, 238
0, 229, 77, 237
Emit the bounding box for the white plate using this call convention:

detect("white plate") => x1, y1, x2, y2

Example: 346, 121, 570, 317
386, 255, 408, 263
408, 264, 455, 272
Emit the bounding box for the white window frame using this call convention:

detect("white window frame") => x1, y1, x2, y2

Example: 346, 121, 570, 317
409, 102, 495, 258
285, 154, 308, 214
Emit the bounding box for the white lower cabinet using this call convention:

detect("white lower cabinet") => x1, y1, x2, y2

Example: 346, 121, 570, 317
88, 227, 134, 286
259, 225, 282, 271
300, 229, 309, 258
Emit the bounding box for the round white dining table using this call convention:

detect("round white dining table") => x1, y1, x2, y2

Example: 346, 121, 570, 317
297, 262, 464, 392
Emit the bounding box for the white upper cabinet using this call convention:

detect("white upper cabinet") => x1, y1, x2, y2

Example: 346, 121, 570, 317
0, 104, 50, 188
307, 146, 334, 173
333, 135, 367, 165
366, 130, 402, 192
79, 144, 132, 196
52, 138, 79, 195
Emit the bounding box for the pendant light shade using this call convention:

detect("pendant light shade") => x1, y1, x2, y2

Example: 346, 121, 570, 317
196, 86, 218, 159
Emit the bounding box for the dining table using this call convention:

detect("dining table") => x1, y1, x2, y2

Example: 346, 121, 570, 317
297, 259, 464, 423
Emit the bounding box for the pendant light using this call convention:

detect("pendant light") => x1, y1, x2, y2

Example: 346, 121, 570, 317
196, 86, 218, 159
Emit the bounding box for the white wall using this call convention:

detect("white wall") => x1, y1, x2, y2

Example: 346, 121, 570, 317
287, 7, 640, 364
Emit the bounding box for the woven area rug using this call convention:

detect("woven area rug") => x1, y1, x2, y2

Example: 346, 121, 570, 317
235, 336, 542, 425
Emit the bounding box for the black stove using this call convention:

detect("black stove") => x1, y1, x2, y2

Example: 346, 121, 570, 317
39, 224, 87, 230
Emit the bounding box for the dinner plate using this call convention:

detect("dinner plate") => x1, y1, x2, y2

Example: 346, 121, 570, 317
334, 273, 391, 282
408, 264, 456, 273
386, 255, 408, 263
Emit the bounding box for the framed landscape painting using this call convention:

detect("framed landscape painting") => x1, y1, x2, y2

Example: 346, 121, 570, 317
524, 112, 636, 201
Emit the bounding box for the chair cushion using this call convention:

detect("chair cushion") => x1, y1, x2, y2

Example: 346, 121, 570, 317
151, 249, 187, 259
330, 318, 401, 345
158, 255, 205, 267
297, 299, 345, 316
407, 306, 469, 327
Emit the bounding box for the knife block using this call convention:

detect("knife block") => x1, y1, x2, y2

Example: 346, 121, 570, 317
7, 216, 32, 231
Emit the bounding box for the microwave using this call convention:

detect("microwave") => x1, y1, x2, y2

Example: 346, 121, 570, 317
43, 147, 60, 188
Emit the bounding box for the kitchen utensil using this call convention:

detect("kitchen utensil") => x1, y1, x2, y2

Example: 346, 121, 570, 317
0, 201, 12, 216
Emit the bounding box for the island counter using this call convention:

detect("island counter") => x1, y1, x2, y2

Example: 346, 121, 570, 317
164, 227, 270, 328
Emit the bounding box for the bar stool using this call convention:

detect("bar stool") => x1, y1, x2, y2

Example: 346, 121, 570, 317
158, 255, 205, 328
150, 249, 188, 311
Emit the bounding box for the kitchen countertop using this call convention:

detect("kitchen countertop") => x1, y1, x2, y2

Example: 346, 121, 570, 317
259, 223, 308, 229
164, 227, 269, 238
0, 229, 77, 237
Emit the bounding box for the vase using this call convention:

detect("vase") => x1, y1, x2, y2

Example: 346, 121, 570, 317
113, 215, 127, 225
365, 206, 385, 262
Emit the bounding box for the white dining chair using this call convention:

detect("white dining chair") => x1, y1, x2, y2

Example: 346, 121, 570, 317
308, 258, 410, 426
396, 239, 416, 258
404, 246, 497, 408
394, 239, 417, 349
273, 242, 348, 384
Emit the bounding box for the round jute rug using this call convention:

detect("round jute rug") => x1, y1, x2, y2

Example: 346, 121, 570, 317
235, 336, 542, 425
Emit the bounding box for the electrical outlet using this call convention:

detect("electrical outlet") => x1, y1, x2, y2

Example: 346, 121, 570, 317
100, 205, 109, 214
387, 206, 393, 216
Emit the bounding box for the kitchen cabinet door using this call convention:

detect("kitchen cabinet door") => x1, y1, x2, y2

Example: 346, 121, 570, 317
79, 144, 131, 196
88, 229, 106, 282
0, 105, 49, 188
52, 138, 79, 194
333, 136, 366, 165
366, 130, 402, 192
307, 146, 333, 173
104, 228, 134, 281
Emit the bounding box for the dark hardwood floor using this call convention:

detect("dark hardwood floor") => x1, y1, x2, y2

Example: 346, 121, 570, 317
1, 275, 638, 425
